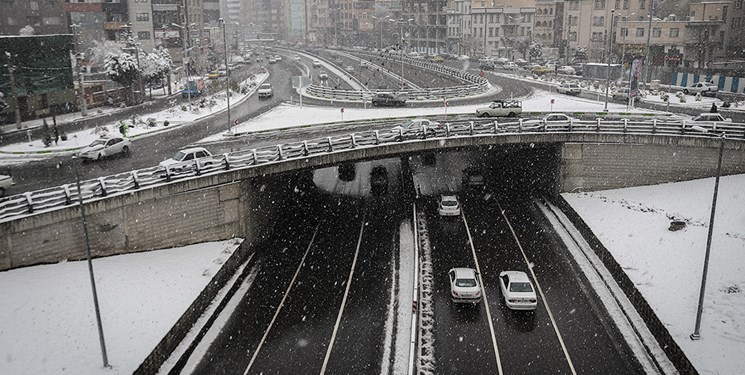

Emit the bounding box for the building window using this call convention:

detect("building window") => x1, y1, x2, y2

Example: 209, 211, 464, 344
636, 28, 644, 37
670, 28, 679, 37
621, 27, 628, 37
615, 0, 620, 9
594, 0, 605, 10
592, 16, 605, 26
736, 0, 743, 10
640, 0, 646, 9
591, 31, 604, 41
138, 31, 151, 40
569, 16, 578, 26
488, 27, 493, 37
623, 0, 629, 9
652, 28, 661, 37
734, 18, 742, 28
29, 1, 38, 11
569, 1, 579, 11
136, 13, 149, 22
569, 31, 577, 41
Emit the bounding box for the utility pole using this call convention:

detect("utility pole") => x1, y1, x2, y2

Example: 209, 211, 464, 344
5, 52, 22, 129
72, 24, 87, 117
220, 18, 232, 134
643, 0, 654, 87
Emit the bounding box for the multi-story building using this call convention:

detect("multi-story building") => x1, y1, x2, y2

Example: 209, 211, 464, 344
128, 0, 155, 51
534, 0, 560, 48
0, 0, 67, 36
63, 0, 128, 55
403, 0, 448, 54
686, 0, 729, 68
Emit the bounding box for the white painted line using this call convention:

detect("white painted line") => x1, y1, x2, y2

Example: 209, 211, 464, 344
243, 225, 320, 375
320, 213, 366, 374
461, 212, 504, 375
408, 204, 420, 375
496, 200, 578, 375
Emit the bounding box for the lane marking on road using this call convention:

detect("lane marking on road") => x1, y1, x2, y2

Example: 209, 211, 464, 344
496, 200, 577, 375
320, 212, 366, 374
243, 224, 320, 375
461, 212, 504, 375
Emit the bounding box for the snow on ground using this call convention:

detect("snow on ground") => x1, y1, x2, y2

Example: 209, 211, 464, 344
390, 219, 416, 374
201, 88, 653, 142
564, 175, 745, 374
0, 238, 242, 375
0, 73, 268, 155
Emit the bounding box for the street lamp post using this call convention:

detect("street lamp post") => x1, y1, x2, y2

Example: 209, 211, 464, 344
603, 9, 615, 112
219, 18, 232, 134
71, 24, 87, 117
642, 0, 654, 87
690, 127, 726, 340
172, 23, 194, 112
72, 156, 110, 368
123, 24, 145, 104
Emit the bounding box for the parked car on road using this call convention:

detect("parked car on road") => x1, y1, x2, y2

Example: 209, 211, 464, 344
431, 55, 445, 63
449, 267, 482, 304
79, 137, 131, 161
392, 118, 443, 138
159, 147, 213, 168
0, 174, 14, 197
372, 92, 407, 107
684, 81, 718, 96
612, 87, 631, 101
557, 82, 581, 95
499, 270, 537, 310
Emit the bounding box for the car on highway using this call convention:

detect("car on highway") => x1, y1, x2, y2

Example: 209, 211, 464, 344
345, 65, 355, 72
0, 174, 14, 197
532, 65, 554, 75
258, 83, 274, 99
475, 100, 522, 117
274, 55, 282, 61
691, 113, 732, 123
503, 61, 520, 71
684, 81, 718, 96
372, 92, 407, 107
79, 137, 131, 161
318, 71, 329, 80
499, 270, 538, 310
293, 55, 301, 61
431, 55, 445, 63
462, 167, 485, 190
438, 194, 461, 216
449, 268, 482, 303
370, 166, 388, 196
268, 56, 277, 64
556, 65, 576, 75
313, 59, 322, 68
159, 147, 213, 168
392, 118, 443, 137
557, 82, 581, 95
207, 70, 224, 79
360, 60, 369, 68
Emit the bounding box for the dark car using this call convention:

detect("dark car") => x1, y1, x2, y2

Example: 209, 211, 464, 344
371, 92, 407, 107
338, 163, 356, 181
479, 62, 495, 71
370, 166, 388, 196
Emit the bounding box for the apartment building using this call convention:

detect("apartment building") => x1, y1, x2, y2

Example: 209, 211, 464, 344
402, 0, 448, 54
0, 0, 67, 36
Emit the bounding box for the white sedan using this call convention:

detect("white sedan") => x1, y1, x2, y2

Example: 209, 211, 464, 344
392, 118, 443, 138
160, 147, 213, 168
78, 137, 131, 161
438, 194, 461, 216
0, 174, 14, 197
449, 268, 482, 303
557, 82, 581, 95
499, 271, 538, 310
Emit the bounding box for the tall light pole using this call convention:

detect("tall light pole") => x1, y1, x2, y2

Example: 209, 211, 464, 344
219, 18, 232, 134
72, 156, 110, 368
71, 24, 87, 117
172, 23, 194, 112
604, 9, 615, 112
123, 24, 144, 104
690, 127, 726, 341
642, 0, 654, 87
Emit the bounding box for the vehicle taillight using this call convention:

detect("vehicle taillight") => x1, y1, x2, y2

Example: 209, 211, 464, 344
529, 299, 537, 303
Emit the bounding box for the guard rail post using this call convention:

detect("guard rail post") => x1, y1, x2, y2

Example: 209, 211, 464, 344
24, 192, 34, 214
327, 137, 334, 152
223, 153, 231, 170
277, 145, 284, 160
98, 177, 107, 197
63, 185, 72, 205
131, 171, 140, 189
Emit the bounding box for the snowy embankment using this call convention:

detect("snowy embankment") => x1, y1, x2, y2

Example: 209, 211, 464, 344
564, 174, 745, 374
0, 239, 242, 375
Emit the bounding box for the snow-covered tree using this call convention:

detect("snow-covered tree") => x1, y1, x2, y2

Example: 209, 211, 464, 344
529, 42, 543, 62
88, 40, 124, 68
104, 52, 139, 104
141, 48, 172, 89
19, 25, 34, 36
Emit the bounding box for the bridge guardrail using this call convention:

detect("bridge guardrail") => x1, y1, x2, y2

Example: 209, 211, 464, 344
302, 50, 491, 102
1, 118, 743, 223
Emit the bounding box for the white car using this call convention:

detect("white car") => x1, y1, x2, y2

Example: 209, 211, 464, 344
293, 55, 301, 61
503, 62, 520, 71
318, 71, 329, 80
691, 113, 732, 123
79, 137, 131, 161
449, 268, 482, 303
392, 118, 443, 137
557, 82, 581, 95
159, 147, 213, 168
499, 271, 538, 310
556, 65, 576, 75
0, 174, 14, 197
313, 59, 322, 68
438, 194, 461, 216
258, 83, 274, 99
345, 65, 355, 72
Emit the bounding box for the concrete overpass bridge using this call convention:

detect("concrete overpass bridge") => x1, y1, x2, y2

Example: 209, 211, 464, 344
1, 118, 744, 271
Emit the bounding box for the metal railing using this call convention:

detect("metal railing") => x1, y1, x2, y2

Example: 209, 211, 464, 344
303, 50, 491, 102
1, 118, 742, 223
